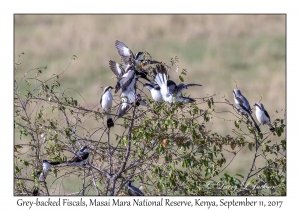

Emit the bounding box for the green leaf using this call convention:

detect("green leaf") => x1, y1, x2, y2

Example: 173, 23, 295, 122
236, 173, 244, 178
208, 100, 211, 109
248, 143, 253, 151
65, 129, 71, 137
179, 75, 184, 82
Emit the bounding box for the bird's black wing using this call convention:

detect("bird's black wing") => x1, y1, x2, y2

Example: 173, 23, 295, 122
175, 83, 202, 94
264, 109, 271, 121
166, 80, 176, 94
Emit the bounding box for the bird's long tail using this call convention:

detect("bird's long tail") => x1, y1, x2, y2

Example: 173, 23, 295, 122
105, 111, 114, 128
248, 114, 261, 133
107, 118, 114, 128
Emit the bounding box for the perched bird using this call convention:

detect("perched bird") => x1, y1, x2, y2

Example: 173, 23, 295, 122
115, 40, 159, 69
232, 89, 261, 133
127, 181, 144, 196
66, 146, 90, 166
144, 82, 163, 102
38, 160, 51, 181
100, 86, 114, 128
254, 102, 275, 132
119, 92, 146, 117
153, 64, 197, 103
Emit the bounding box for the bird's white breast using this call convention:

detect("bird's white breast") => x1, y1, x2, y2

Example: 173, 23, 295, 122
102, 91, 113, 111
150, 89, 163, 101
255, 108, 269, 124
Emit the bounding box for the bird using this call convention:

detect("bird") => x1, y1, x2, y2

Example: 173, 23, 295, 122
100, 86, 114, 128
66, 146, 90, 166
127, 181, 144, 196
232, 89, 261, 133
115, 40, 159, 70
153, 64, 198, 103
38, 160, 51, 181
254, 102, 275, 132
114, 66, 137, 94
108, 60, 149, 117
119, 92, 146, 117
144, 82, 163, 102
110, 62, 150, 94
109, 60, 130, 80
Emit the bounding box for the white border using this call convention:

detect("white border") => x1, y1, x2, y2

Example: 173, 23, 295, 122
3, 0, 298, 209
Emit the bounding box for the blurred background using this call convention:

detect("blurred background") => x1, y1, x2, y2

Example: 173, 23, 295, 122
14, 14, 286, 194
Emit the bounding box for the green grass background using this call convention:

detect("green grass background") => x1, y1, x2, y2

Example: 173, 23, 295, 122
14, 14, 286, 195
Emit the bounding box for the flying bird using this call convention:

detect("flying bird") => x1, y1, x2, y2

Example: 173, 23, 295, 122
127, 181, 144, 196
100, 86, 114, 128
254, 102, 275, 132
153, 64, 198, 103
109, 60, 130, 80
232, 89, 261, 133
115, 40, 159, 69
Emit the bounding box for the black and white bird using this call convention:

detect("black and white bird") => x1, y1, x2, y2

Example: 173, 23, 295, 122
254, 102, 275, 132
127, 181, 144, 196
119, 92, 147, 117
109, 61, 150, 94
115, 40, 159, 70
100, 86, 114, 128
153, 64, 198, 103
66, 146, 90, 166
109, 60, 149, 117
232, 89, 261, 133
39, 160, 51, 181
144, 82, 163, 102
